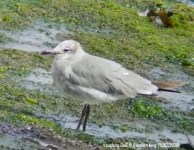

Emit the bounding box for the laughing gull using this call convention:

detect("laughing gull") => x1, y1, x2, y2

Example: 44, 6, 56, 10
41, 40, 182, 131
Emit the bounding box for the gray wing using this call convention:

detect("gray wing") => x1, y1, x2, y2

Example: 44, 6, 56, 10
67, 54, 158, 98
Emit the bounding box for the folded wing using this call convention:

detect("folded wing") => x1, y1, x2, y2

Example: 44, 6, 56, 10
66, 54, 158, 99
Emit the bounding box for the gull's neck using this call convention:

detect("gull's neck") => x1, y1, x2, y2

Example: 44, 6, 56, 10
71, 47, 86, 61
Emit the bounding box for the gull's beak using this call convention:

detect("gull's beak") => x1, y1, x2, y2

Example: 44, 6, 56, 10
41, 50, 60, 55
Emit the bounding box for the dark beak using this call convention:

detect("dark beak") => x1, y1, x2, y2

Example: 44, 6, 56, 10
41, 50, 60, 55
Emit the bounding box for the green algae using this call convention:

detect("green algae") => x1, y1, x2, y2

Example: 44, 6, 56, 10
0, 0, 194, 148
0, 49, 53, 82
131, 99, 194, 132
0, 0, 194, 73
132, 100, 164, 117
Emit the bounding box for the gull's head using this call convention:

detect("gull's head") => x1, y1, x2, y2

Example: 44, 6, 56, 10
41, 40, 83, 59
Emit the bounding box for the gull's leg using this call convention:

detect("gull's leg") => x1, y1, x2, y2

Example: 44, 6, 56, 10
83, 105, 90, 131
76, 104, 87, 130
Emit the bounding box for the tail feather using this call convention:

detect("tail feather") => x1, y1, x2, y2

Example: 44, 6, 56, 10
157, 88, 181, 93
152, 81, 183, 93
152, 81, 183, 89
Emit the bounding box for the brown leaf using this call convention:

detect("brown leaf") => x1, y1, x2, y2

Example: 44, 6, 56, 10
158, 10, 174, 28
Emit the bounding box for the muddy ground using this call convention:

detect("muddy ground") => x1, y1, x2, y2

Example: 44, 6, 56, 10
0, 0, 194, 150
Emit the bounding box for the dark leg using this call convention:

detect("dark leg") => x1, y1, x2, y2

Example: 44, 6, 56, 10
83, 105, 90, 131
76, 104, 87, 130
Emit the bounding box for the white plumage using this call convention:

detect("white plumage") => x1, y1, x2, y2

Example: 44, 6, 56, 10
41, 40, 159, 131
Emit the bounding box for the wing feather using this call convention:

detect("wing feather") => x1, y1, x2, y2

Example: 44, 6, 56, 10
68, 54, 158, 98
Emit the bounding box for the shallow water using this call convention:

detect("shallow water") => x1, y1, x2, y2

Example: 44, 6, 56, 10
38, 113, 192, 145
0, 20, 70, 52
180, 0, 194, 6
158, 92, 194, 111
147, 67, 194, 110
20, 68, 55, 93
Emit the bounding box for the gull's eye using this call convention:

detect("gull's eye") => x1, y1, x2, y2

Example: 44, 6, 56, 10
63, 48, 70, 52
